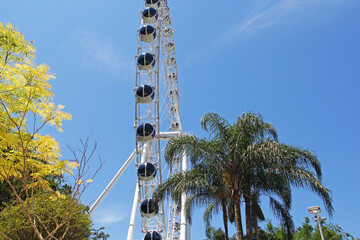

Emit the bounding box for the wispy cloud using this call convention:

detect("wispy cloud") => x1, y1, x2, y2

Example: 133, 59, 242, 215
92, 205, 127, 225
72, 26, 134, 79
214, 0, 348, 47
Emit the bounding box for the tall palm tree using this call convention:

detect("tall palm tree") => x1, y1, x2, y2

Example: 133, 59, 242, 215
155, 112, 333, 240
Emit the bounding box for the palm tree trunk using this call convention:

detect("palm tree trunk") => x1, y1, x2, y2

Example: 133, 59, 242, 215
221, 200, 230, 240
253, 214, 259, 240
234, 200, 244, 240
251, 190, 260, 240
244, 190, 253, 240
237, 201, 244, 239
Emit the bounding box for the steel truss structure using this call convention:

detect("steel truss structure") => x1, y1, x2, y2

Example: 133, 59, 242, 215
89, 0, 190, 239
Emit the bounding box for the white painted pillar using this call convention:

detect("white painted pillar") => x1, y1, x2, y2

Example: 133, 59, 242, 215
180, 153, 188, 240
128, 142, 150, 239
127, 180, 140, 240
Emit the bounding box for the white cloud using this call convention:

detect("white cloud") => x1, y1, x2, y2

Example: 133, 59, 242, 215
92, 205, 127, 225
72, 26, 134, 79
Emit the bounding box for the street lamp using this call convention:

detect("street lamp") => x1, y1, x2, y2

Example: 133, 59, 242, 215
308, 206, 326, 240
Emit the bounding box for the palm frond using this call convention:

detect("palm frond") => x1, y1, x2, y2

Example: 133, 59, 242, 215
269, 196, 295, 239
200, 112, 230, 142
235, 112, 278, 146
165, 135, 227, 169
250, 197, 265, 221
286, 167, 333, 216
184, 193, 214, 224
153, 170, 211, 203
203, 199, 221, 229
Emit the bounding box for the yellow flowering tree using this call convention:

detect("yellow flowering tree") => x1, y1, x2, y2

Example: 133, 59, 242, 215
0, 23, 100, 239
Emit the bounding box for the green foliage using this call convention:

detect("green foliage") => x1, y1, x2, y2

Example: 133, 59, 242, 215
295, 217, 313, 239
310, 222, 356, 240
0, 178, 23, 211
0, 193, 91, 239
206, 226, 237, 240
258, 220, 288, 240
208, 219, 359, 240
258, 218, 359, 240
90, 227, 110, 240
0, 174, 71, 212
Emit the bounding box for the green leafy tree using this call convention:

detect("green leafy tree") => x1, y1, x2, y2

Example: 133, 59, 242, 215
0, 193, 91, 240
258, 218, 358, 240
258, 220, 287, 240
295, 217, 313, 239
90, 227, 110, 240
310, 221, 357, 240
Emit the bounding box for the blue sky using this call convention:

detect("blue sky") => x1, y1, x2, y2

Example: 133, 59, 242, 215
1, 0, 360, 239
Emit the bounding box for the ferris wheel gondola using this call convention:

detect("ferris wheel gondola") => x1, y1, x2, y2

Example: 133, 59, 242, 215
139, 25, 156, 43
137, 162, 157, 181
140, 199, 159, 218
137, 53, 156, 71
142, 7, 158, 24
135, 84, 155, 104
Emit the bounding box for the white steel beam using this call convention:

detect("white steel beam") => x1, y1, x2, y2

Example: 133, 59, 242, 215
157, 131, 181, 140
88, 146, 141, 215
127, 180, 140, 240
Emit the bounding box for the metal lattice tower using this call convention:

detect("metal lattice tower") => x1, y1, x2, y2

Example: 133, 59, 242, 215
89, 0, 189, 239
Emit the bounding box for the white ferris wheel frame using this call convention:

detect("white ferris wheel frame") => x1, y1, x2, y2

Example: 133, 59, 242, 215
88, 0, 190, 239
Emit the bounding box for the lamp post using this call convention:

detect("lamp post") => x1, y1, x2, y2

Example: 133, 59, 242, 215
308, 206, 326, 240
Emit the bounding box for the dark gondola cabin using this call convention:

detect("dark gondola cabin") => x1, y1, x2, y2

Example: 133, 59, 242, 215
137, 162, 157, 181
137, 53, 156, 71
139, 25, 156, 43
135, 85, 155, 104
142, 7, 158, 24
136, 123, 156, 141
140, 199, 159, 218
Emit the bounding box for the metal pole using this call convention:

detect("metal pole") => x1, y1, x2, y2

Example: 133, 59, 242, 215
88, 146, 140, 215
316, 214, 325, 240
187, 223, 191, 240
180, 153, 188, 240
127, 180, 140, 240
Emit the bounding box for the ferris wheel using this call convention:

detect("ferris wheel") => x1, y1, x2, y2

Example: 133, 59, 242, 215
89, 0, 190, 239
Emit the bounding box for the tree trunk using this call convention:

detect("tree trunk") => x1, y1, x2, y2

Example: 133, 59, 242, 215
234, 200, 244, 240
221, 200, 230, 240
253, 214, 259, 240
251, 190, 260, 240
244, 190, 253, 240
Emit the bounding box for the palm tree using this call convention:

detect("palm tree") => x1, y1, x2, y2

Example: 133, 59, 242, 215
155, 112, 333, 240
